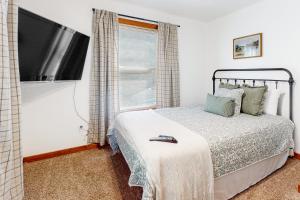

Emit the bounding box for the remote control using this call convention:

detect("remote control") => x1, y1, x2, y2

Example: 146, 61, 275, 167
158, 135, 175, 140
149, 136, 178, 143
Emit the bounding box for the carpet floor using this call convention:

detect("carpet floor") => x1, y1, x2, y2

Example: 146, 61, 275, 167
24, 148, 300, 200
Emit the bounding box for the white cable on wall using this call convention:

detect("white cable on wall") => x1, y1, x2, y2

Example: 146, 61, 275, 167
73, 81, 89, 125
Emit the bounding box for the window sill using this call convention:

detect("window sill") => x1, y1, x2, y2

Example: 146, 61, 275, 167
120, 105, 157, 113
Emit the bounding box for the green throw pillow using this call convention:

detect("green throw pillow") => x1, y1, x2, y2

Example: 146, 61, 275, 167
219, 82, 240, 89
204, 94, 235, 117
241, 85, 267, 116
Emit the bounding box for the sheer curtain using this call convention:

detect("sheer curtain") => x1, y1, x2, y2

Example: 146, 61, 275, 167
156, 22, 180, 108
0, 0, 24, 199
88, 9, 119, 145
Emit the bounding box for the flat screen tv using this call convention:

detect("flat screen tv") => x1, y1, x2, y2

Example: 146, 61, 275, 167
18, 8, 90, 81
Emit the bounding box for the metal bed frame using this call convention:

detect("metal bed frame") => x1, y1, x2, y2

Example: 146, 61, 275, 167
212, 68, 295, 121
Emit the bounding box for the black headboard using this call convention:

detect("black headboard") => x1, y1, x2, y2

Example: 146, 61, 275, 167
212, 68, 295, 121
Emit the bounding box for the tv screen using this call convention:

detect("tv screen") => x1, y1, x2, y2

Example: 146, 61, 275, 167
18, 8, 90, 81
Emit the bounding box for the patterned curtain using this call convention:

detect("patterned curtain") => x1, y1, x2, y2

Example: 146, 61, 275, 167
88, 9, 119, 145
156, 22, 180, 108
0, 0, 24, 199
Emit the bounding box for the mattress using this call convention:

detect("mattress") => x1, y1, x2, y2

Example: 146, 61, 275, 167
108, 106, 294, 199
155, 106, 294, 177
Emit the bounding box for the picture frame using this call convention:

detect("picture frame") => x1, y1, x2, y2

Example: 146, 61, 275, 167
233, 33, 262, 59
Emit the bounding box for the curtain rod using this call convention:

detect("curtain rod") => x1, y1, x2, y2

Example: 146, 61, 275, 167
92, 8, 180, 27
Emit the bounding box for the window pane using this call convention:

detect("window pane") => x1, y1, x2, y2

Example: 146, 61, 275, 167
119, 25, 157, 109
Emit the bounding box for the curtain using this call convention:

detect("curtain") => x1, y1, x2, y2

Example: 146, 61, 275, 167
88, 9, 119, 145
0, 0, 24, 199
156, 22, 180, 108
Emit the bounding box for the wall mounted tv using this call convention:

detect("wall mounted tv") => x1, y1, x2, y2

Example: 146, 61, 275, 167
18, 8, 90, 81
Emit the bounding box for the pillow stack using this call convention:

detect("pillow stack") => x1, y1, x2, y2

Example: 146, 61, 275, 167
205, 82, 277, 117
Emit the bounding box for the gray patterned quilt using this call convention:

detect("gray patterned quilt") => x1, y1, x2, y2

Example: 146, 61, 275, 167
108, 106, 294, 199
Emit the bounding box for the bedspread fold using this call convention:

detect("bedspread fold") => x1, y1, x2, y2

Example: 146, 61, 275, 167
109, 110, 214, 200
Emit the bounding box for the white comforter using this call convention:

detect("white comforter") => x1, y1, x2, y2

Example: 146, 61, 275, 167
112, 109, 214, 200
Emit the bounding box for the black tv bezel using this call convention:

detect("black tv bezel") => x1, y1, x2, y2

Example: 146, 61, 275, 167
18, 7, 90, 82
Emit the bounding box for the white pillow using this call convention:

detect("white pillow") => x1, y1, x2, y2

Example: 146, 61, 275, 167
263, 90, 281, 115
215, 88, 244, 116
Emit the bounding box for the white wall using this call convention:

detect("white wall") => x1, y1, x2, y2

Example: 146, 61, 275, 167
204, 0, 300, 153
21, 0, 300, 156
19, 0, 207, 156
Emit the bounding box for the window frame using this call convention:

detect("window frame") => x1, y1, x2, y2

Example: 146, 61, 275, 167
120, 105, 157, 113
118, 18, 158, 112
118, 17, 158, 30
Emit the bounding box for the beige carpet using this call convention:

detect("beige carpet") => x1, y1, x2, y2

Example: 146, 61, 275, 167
24, 148, 300, 200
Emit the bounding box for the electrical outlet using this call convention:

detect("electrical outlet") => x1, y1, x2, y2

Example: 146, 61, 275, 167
79, 125, 85, 135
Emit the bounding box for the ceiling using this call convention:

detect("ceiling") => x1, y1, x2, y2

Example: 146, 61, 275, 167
115, 0, 263, 22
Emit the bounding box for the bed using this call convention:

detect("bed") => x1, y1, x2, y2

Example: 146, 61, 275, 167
108, 68, 295, 200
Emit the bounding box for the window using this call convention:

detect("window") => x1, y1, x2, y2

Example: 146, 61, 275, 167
119, 24, 158, 110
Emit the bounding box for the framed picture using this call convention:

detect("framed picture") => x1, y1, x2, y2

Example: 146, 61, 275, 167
233, 33, 262, 59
